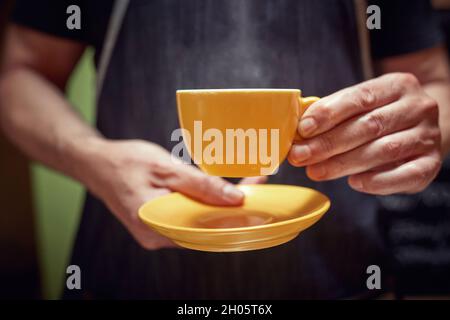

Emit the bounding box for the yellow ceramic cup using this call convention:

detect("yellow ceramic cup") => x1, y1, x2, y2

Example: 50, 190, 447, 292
176, 89, 319, 177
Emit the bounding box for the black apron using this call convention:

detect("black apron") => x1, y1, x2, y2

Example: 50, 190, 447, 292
67, 0, 386, 299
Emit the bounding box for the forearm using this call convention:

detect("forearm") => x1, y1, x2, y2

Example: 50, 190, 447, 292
423, 80, 450, 156
0, 66, 103, 184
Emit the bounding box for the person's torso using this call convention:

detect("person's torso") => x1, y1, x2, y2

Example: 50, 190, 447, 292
67, 0, 386, 300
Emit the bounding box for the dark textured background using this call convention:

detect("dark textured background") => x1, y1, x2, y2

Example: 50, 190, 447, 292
377, 9, 450, 296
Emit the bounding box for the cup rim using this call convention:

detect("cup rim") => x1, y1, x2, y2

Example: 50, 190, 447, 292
177, 88, 301, 94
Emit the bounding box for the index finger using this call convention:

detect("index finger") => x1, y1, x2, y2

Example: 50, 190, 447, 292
299, 73, 418, 138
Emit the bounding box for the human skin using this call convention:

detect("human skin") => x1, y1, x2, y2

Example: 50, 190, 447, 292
0, 25, 265, 249
1, 25, 449, 249
289, 46, 450, 195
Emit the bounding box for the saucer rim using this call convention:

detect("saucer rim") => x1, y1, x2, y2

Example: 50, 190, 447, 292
138, 184, 331, 234
176, 88, 301, 94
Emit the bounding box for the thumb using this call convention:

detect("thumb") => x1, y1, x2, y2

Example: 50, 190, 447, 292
239, 176, 268, 185
157, 162, 245, 206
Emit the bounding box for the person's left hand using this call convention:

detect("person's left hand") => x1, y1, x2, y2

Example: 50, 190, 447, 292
288, 73, 443, 195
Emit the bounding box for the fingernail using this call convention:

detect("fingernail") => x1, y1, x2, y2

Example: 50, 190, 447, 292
222, 184, 244, 203
292, 145, 312, 162
350, 177, 363, 191
300, 117, 317, 136
309, 164, 327, 179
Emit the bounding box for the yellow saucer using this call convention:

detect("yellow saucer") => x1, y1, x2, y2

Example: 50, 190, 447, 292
138, 184, 330, 252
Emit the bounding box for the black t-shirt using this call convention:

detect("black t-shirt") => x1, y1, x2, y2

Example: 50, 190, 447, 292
369, 0, 444, 58
11, 0, 112, 64
11, 0, 443, 62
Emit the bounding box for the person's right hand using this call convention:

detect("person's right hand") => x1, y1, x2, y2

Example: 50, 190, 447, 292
76, 138, 260, 249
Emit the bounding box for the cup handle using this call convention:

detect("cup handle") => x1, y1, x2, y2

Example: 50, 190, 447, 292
294, 96, 320, 143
